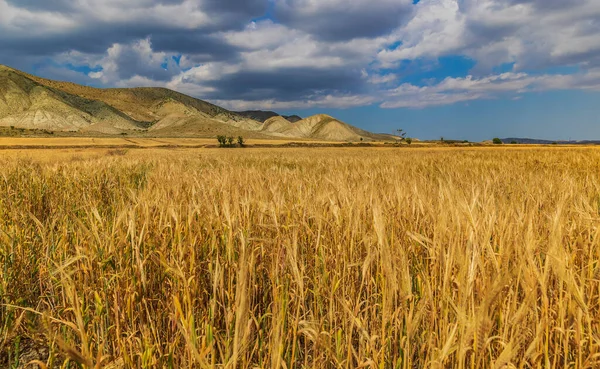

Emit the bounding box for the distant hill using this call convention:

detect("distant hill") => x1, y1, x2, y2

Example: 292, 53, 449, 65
502, 138, 600, 145
259, 114, 394, 141
237, 110, 303, 123
0, 65, 392, 141
284, 115, 302, 123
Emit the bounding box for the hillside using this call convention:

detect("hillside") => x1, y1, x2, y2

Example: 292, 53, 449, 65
259, 114, 394, 141
237, 110, 303, 123
0, 65, 143, 133
0, 65, 392, 141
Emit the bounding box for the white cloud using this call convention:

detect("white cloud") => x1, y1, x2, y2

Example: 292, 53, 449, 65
0, 0, 218, 35
368, 74, 398, 84
87, 38, 178, 84
0, 0, 78, 35
378, 0, 466, 66
382, 69, 600, 108
214, 93, 375, 111
221, 20, 385, 71
379, 0, 600, 71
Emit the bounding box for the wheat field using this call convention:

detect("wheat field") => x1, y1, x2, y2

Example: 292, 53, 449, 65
1, 147, 600, 368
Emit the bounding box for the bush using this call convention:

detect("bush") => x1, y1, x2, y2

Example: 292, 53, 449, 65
493, 138, 503, 145
406, 137, 412, 145
237, 136, 245, 147
511, 141, 518, 144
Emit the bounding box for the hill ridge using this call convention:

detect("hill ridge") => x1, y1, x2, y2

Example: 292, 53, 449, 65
0, 66, 393, 141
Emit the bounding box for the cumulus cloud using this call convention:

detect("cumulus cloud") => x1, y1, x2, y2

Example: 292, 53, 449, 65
380, 0, 600, 72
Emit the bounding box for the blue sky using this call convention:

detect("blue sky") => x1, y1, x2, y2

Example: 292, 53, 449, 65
1, 0, 599, 140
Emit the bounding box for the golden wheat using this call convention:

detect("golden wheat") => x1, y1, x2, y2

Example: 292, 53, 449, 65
1, 147, 599, 368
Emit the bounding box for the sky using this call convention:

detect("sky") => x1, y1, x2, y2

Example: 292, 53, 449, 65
1, 0, 599, 141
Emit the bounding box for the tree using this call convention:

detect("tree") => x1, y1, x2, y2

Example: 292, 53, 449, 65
492, 138, 503, 145
227, 136, 235, 146
217, 135, 227, 147
511, 140, 518, 144
405, 137, 412, 145
237, 136, 245, 147
396, 129, 407, 142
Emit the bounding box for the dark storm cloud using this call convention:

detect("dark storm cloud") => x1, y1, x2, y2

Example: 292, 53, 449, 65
0, 0, 264, 55
5, 0, 83, 12
0, 27, 146, 56
201, 67, 366, 101
274, 0, 414, 41
151, 32, 238, 61
203, 0, 266, 19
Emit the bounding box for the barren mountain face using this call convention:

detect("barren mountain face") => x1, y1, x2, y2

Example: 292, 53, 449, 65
0, 65, 391, 141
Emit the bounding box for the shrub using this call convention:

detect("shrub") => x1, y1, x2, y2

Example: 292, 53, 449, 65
406, 137, 413, 145
237, 136, 245, 147
493, 138, 503, 145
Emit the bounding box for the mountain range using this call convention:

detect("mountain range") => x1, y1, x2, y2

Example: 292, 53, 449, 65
236, 110, 303, 123
501, 138, 600, 145
0, 65, 393, 141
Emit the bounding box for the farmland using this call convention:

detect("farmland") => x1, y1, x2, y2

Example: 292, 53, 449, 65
1, 146, 600, 368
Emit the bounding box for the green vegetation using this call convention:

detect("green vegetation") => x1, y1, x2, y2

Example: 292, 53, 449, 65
217, 135, 245, 147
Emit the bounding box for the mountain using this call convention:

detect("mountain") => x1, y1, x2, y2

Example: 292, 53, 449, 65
237, 110, 303, 123
284, 115, 302, 123
0, 65, 391, 141
501, 138, 600, 144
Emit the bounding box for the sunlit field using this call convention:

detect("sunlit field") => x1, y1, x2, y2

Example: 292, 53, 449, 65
2, 147, 600, 368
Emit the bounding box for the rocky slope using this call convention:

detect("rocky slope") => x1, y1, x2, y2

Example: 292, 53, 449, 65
0, 65, 143, 133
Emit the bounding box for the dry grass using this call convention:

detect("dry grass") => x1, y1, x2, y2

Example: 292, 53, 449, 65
1, 147, 600, 368
0, 137, 352, 148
